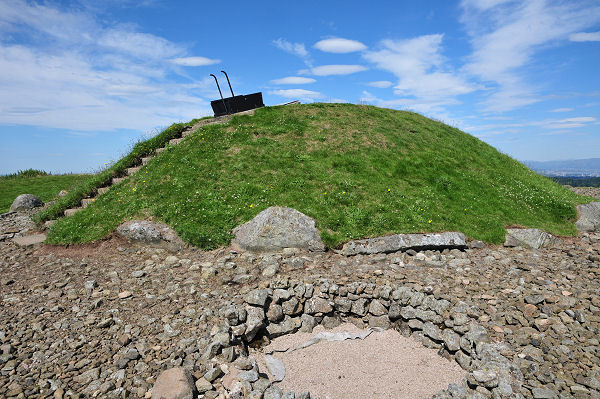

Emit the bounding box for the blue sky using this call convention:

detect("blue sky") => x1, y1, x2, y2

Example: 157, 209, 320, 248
0, 0, 599, 175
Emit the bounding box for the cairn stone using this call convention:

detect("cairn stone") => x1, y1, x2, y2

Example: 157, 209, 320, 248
340, 232, 467, 256
232, 207, 325, 252
576, 202, 600, 232
504, 228, 559, 249
9, 194, 43, 212
116, 220, 184, 251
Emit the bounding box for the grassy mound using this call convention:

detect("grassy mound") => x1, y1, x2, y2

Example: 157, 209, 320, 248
46, 103, 589, 249
1, 170, 89, 213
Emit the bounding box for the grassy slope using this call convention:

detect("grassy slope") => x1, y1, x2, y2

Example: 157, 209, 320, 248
0, 173, 89, 213
34, 119, 203, 223
46, 103, 589, 249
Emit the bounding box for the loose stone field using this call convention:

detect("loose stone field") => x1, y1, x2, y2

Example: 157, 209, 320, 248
1, 196, 600, 398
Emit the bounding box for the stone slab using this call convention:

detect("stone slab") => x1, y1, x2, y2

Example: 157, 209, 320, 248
504, 228, 559, 249
12, 233, 46, 247
339, 232, 467, 256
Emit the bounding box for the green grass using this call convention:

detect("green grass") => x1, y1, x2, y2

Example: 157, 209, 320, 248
45, 103, 591, 249
34, 119, 204, 224
0, 170, 89, 213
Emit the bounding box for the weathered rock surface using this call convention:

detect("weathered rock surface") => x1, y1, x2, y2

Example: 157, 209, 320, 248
504, 228, 559, 249
232, 207, 325, 252
576, 202, 600, 232
151, 367, 195, 399
12, 233, 46, 247
0, 211, 36, 242
116, 220, 184, 251
9, 194, 43, 212
339, 232, 467, 256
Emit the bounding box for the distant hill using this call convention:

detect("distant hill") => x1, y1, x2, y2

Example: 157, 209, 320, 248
525, 158, 600, 177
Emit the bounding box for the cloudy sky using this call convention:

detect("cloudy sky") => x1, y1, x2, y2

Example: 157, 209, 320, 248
0, 0, 599, 174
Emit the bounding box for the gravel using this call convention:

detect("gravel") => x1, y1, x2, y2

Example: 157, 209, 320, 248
1, 198, 599, 398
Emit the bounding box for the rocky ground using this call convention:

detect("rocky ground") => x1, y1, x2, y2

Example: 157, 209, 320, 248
1, 196, 600, 398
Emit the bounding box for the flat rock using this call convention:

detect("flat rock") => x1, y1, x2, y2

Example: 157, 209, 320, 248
116, 220, 184, 251
151, 367, 195, 399
504, 228, 559, 249
232, 206, 325, 252
339, 232, 467, 256
10, 194, 43, 212
576, 202, 600, 232
12, 233, 46, 247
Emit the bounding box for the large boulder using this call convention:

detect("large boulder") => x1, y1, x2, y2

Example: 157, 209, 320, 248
504, 228, 559, 249
9, 194, 43, 212
232, 206, 325, 252
339, 232, 467, 256
576, 202, 600, 232
151, 367, 195, 399
116, 220, 184, 251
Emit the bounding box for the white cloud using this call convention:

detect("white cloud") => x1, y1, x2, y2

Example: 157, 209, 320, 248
314, 38, 367, 53
311, 65, 368, 76
367, 81, 394, 88
269, 89, 323, 102
364, 35, 476, 100
550, 107, 574, 113
359, 91, 458, 122
461, 0, 600, 112
570, 31, 600, 42
272, 38, 308, 58
0, 1, 217, 132
270, 76, 316, 85
98, 28, 183, 59
546, 116, 596, 129
171, 56, 220, 66
460, 0, 512, 11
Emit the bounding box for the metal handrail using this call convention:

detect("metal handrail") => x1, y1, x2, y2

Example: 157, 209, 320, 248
210, 74, 228, 114
221, 70, 235, 98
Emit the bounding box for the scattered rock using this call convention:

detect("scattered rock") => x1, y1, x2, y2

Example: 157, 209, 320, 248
232, 207, 325, 252
118, 291, 132, 299
151, 367, 195, 399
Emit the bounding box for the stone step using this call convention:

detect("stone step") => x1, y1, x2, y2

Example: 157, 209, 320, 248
156, 147, 166, 154
64, 208, 81, 217
81, 198, 95, 208
112, 177, 126, 185
169, 138, 183, 146
182, 130, 196, 138
142, 156, 153, 165
98, 187, 110, 195
44, 220, 57, 229
127, 166, 141, 176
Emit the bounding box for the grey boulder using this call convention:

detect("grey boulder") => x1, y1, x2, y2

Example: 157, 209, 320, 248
151, 367, 195, 399
232, 207, 325, 252
116, 220, 184, 251
339, 232, 467, 256
504, 228, 559, 249
10, 194, 43, 212
576, 202, 600, 232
